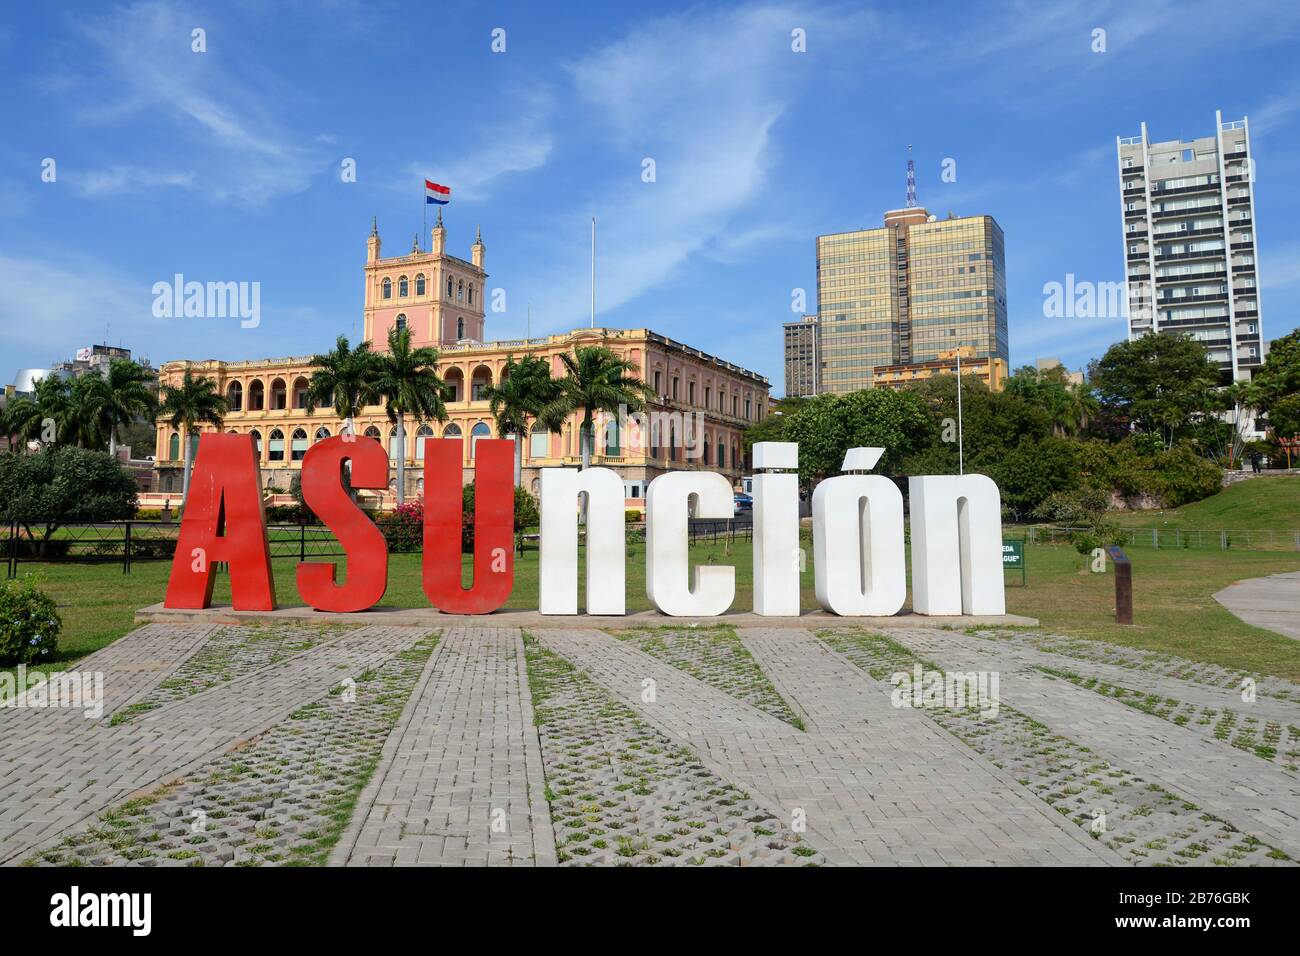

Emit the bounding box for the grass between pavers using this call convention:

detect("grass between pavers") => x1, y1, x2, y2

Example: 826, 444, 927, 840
8, 526, 1300, 684
610, 625, 805, 729
521, 633, 822, 866
22, 634, 439, 868
1033, 664, 1300, 771
818, 628, 1295, 868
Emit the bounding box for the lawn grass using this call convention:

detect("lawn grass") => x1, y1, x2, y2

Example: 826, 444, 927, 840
8, 526, 1300, 684
1110, 475, 1300, 531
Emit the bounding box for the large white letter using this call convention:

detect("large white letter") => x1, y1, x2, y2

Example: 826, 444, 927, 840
751, 441, 801, 616
909, 473, 1006, 615
812, 449, 906, 616
646, 472, 735, 616
539, 467, 625, 614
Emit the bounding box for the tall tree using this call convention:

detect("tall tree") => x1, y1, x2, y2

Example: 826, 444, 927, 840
1248, 329, 1300, 440
542, 346, 654, 469
159, 370, 227, 504
304, 335, 381, 438
374, 327, 447, 505
1091, 334, 1220, 449
88, 359, 157, 458
483, 353, 562, 486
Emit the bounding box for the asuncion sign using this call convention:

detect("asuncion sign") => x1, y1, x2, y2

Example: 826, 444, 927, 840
163, 434, 1006, 618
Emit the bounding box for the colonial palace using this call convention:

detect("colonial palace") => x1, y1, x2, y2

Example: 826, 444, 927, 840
152, 215, 771, 506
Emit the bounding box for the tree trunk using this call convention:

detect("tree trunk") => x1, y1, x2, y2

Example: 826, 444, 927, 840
580, 411, 592, 470
514, 431, 523, 488
181, 429, 193, 505
108, 425, 118, 460
395, 415, 406, 506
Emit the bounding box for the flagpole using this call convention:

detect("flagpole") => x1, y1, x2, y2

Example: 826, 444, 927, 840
590, 216, 596, 329
421, 181, 426, 251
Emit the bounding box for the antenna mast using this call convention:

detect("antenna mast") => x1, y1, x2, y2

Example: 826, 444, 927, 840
906, 144, 918, 208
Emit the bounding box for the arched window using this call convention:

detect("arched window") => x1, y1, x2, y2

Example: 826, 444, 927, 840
703, 435, 710, 466
470, 365, 492, 400
604, 414, 620, 455
443, 367, 464, 402
396, 313, 407, 332
447, 276, 453, 297
314, 427, 330, 441
398, 275, 409, 297
468, 284, 474, 305
457, 280, 464, 301
443, 423, 462, 438
718, 441, 726, 469
250, 430, 262, 457
292, 377, 309, 409
226, 381, 243, 411
268, 428, 285, 461
389, 427, 402, 460
415, 274, 426, 296
248, 379, 265, 411
382, 277, 392, 299
291, 428, 308, 461
270, 378, 287, 410
529, 423, 550, 459
363, 426, 382, 441
457, 317, 465, 340
415, 424, 434, 460
471, 422, 490, 458
168, 432, 180, 459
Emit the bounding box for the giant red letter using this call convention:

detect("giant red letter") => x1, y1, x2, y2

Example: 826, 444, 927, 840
163, 433, 276, 610
422, 437, 514, 613
296, 435, 389, 612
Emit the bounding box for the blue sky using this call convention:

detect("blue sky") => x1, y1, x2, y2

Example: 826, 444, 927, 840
2, 0, 1299, 394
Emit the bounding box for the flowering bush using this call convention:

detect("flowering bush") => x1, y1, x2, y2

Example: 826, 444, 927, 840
0, 576, 61, 666
378, 500, 424, 553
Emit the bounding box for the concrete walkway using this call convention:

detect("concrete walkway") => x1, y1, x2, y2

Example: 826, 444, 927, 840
1214, 570, 1300, 641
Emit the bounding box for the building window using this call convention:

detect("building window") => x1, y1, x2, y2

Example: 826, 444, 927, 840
457, 280, 464, 301
416, 274, 426, 296
168, 432, 180, 459
291, 428, 308, 461
250, 430, 262, 457
389, 428, 402, 460
447, 277, 454, 297
468, 285, 473, 305
382, 278, 392, 299
415, 425, 434, 460
530, 424, 549, 459
672, 377, 679, 400
398, 276, 409, 297
688, 381, 695, 405
226, 381, 242, 411
268, 429, 285, 462
471, 422, 490, 458
314, 427, 330, 441
396, 314, 407, 332
457, 317, 465, 339
653, 370, 662, 394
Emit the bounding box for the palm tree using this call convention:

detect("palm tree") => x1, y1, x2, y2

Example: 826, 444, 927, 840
88, 359, 157, 458
542, 345, 654, 469
63, 374, 108, 448
1, 394, 44, 448
26, 374, 72, 445
159, 370, 227, 503
305, 335, 380, 438
483, 353, 562, 486
374, 327, 447, 505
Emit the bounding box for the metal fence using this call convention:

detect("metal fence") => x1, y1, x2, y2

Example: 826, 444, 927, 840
4, 520, 345, 578
1024, 525, 1300, 552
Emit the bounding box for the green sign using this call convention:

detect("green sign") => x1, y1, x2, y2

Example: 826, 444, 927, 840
1002, 539, 1026, 586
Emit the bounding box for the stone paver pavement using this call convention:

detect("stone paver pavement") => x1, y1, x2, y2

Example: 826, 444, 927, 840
884, 627, 1300, 858
0, 623, 429, 863
333, 627, 555, 867
535, 629, 1111, 865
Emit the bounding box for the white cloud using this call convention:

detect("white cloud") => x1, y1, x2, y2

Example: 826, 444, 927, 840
403, 88, 554, 202
0, 254, 146, 360
512, 3, 872, 332
71, 166, 197, 197
72, 1, 324, 204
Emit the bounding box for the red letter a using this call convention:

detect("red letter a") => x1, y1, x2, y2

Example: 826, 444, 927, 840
164, 433, 275, 610
296, 435, 389, 612
422, 437, 514, 614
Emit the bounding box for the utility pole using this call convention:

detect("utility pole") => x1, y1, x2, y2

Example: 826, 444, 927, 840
956, 345, 964, 475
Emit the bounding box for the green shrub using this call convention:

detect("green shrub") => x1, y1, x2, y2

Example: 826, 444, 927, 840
625, 510, 643, 523
133, 508, 162, 521
0, 576, 61, 666
1031, 487, 1109, 524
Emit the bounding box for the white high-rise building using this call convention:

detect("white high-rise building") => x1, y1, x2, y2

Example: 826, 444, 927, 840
1116, 111, 1265, 382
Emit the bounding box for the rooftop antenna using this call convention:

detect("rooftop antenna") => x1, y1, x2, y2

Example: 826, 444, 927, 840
906, 144, 918, 208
